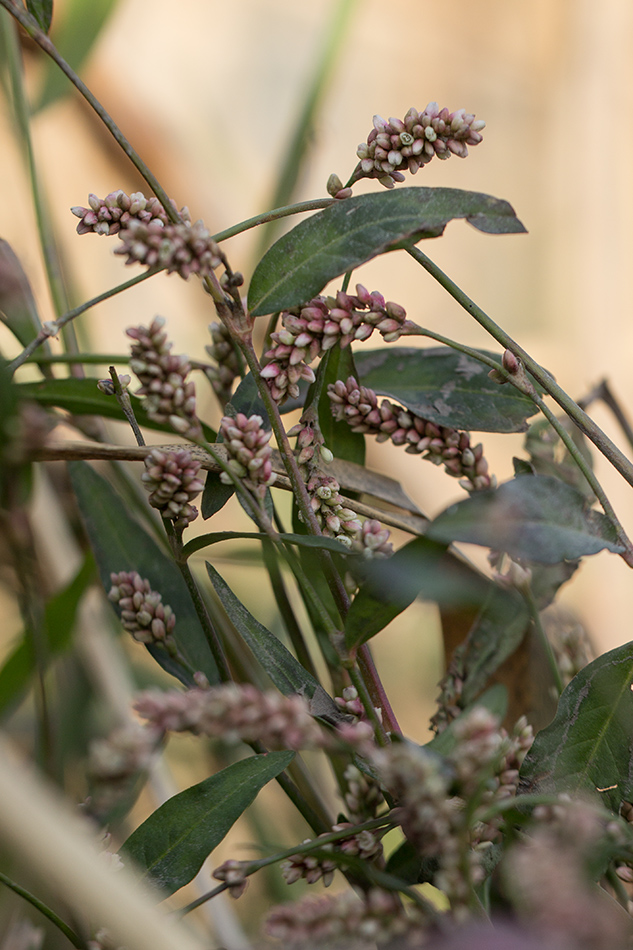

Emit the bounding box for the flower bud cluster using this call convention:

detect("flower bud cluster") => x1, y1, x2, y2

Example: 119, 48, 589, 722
328, 377, 494, 492
71, 190, 179, 236
304, 473, 363, 542
86, 722, 158, 816
218, 413, 276, 498
114, 218, 222, 280
108, 571, 176, 650
266, 888, 428, 949
543, 607, 594, 686
134, 683, 326, 751
261, 286, 407, 404
282, 824, 383, 888
141, 447, 204, 528
355, 103, 485, 189
206, 321, 242, 406
286, 418, 329, 466
212, 859, 249, 899
342, 764, 384, 823
126, 316, 202, 438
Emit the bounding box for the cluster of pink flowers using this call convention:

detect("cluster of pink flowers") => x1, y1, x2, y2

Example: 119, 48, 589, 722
282, 823, 383, 888
266, 888, 428, 949
71, 189, 222, 281
218, 413, 276, 499
328, 376, 494, 492
107, 571, 176, 650
141, 447, 204, 528
354, 103, 485, 189
126, 316, 202, 438
304, 473, 363, 543
261, 286, 407, 404
134, 683, 325, 750
206, 321, 242, 405
71, 190, 177, 235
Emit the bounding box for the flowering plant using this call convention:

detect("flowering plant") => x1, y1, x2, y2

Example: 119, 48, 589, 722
2, 3, 633, 950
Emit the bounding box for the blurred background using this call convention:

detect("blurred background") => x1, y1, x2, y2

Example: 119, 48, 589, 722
2, 0, 633, 936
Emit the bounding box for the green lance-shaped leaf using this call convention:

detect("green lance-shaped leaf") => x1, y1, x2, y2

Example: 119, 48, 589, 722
344, 536, 492, 652
123, 751, 294, 896
354, 346, 538, 434
206, 562, 327, 702
316, 345, 365, 466
201, 471, 235, 519
427, 474, 624, 564
520, 640, 633, 813
69, 461, 220, 686
0, 552, 95, 718
17, 378, 216, 440
26, 0, 53, 32
0, 240, 48, 352
248, 187, 526, 316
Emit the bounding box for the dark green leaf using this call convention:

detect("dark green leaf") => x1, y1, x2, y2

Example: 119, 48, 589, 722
201, 471, 235, 520
123, 751, 294, 895
69, 461, 220, 686
354, 347, 538, 434
344, 537, 490, 651
35, 0, 119, 111
317, 346, 365, 465
205, 562, 321, 699
26, 0, 53, 32
459, 587, 530, 705
248, 187, 526, 316
0, 552, 95, 717
525, 416, 595, 500
0, 240, 47, 349
520, 640, 633, 813
17, 378, 216, 440
385, 839, 437, 886
427, 475, 624, 564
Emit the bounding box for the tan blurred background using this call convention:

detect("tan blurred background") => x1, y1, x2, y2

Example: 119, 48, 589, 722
2, 0, 633, 694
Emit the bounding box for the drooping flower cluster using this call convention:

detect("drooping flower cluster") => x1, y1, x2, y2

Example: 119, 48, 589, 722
71, 190, 178, 235
212, 859, 249, 899
328, 377, 494, 492
265, 888, 428, 949
114, 217, 223, 280
354, 103, 485, 189
134, 683, 325, 751
370, 708, 511, 912
126, 316, 202, 438
261, 286, 407, 404
282, 823, 383, 888
218, 413, 276, 498
141, 447, 204, 528
108, 571, 176, 650
206, 321, 243, 405
71, 190, 223, 281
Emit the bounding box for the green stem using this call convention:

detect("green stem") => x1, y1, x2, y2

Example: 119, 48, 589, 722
347, 662, 390, 746
177, 813, 395, 916
407, 246, 633, 490
7, 268, 162, 374
211, 199, 334, 244
579, 379, 633, 456
2, 12, 74, 357
0, 0, 180, 224
0, 870, 83, 947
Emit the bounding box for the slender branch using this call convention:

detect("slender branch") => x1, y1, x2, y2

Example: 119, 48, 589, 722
0, 870, 83, 947
579, 379, 633, 456
7, 268, 161, 374
522, 586, 564, 697
211, 199, 334, 244
407, 247, 633, 490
